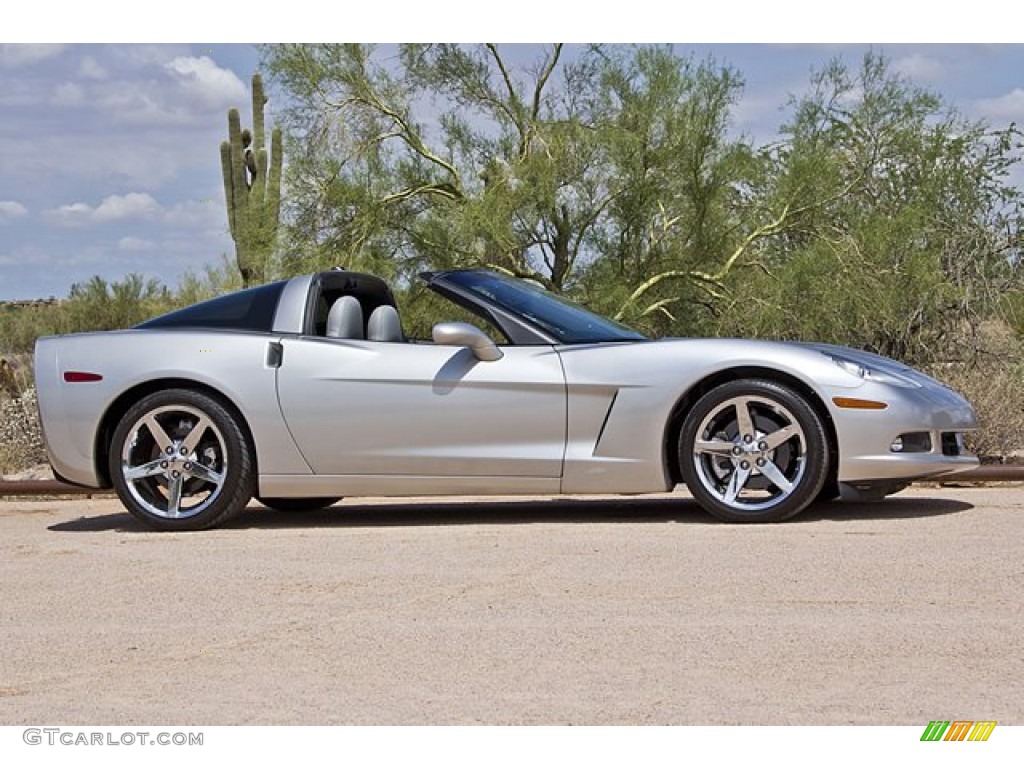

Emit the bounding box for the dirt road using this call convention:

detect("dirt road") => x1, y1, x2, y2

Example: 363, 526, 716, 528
1, 486, 1021, 725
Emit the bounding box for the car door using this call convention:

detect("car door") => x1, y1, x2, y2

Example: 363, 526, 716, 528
275, 337, 567, 478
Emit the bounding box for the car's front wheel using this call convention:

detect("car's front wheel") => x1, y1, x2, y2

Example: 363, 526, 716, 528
109, 389, 255, 531
678, 379, 830, 523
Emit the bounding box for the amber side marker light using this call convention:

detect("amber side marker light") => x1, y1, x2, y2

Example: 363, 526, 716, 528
63, 371, 103, 383
832, 396, 888, 410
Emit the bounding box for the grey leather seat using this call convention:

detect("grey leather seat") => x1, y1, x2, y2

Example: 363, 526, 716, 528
367, 305, 404, 342
326, 295, 364, 339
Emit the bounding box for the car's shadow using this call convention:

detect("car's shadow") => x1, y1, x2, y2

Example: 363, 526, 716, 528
48, 495, 974, 533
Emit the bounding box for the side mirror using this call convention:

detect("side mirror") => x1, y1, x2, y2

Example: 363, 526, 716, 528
432, 322, 503, 361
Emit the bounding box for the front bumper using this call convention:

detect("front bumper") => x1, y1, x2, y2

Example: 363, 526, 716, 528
828, 379, 979, 484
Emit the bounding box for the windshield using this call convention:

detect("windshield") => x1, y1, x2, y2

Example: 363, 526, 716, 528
441, 270, 647, 344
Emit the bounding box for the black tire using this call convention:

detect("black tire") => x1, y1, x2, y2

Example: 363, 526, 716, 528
678, 379, 830, 523
109, 388, 255, 531
258, 497, 342, 512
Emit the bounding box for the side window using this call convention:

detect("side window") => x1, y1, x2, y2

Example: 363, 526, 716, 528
137, 281, 286, 331
397, 289, 509, 344
313, 294, 330, 336
307, 272, 404, 339
316, 289, 395, 339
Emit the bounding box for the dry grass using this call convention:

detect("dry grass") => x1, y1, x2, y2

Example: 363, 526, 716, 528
926, 321, 1024, 462
0, 354, 46, 474
932, 360, 1024, 462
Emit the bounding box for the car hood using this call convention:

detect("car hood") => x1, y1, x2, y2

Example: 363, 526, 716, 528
641, 336, 952, 393
788, 341, 952, 388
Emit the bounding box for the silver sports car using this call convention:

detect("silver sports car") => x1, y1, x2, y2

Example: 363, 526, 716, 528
34, 268, 979, 530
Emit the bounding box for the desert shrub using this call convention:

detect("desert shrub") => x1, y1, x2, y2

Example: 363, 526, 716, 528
63, 274, 175, 332
0, 390, 46, 473
0, 356, 46, 473
173, 258, 244, 307
930, 358, 1024, 463
0, 302, 71, 355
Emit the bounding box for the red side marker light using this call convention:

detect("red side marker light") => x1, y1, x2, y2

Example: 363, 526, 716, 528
63, 371, 103, 383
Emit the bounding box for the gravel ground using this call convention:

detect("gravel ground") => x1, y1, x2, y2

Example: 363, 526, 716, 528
0, 485, 1021, 725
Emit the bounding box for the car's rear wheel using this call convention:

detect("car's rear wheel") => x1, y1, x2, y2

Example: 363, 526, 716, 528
257, 497, 342, 512
679, 379, 829, 522
109, 389, 255, 531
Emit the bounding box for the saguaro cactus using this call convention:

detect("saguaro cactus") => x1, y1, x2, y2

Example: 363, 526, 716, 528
220, 73, 282, 286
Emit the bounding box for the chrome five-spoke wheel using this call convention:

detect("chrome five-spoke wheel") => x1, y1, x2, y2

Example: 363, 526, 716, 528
110, 389, 254, 530
679, 380, 830, 522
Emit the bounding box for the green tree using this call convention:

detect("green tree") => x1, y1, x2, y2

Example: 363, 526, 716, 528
716, 53, 1024, 363
263, 43, 601, 289
262, 44, 762, 332
577, 46, 755, 333
262, 46, 1023, 359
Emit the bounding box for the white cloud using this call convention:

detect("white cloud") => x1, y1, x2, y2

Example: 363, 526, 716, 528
48, 202, 94, 226
892, 54, 945, 83
0, 44, 66, 69
52, 81, 86, 107
165, 56, 248, 108
78, 55, 108, 80
48, 193, 161, 226
71, 54, 248, 129
973, 88, 1024, 122
2, 45, 260, 200
12, 49, 249, 130
93, 192, 160, 222
0, 201, 28, 219
44, 193, 226, 235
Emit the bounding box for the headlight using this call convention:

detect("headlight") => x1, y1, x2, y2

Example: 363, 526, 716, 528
827, 354, 920, 388
831, 356, 868, 379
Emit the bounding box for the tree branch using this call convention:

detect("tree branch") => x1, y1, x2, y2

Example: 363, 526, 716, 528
379, 183, 462, 205
531, 44, 562, 123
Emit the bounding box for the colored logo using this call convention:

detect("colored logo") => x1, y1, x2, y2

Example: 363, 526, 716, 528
920, 721, 996, 741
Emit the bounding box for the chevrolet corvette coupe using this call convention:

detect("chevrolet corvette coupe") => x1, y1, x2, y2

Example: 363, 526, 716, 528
34, 268, 979, 530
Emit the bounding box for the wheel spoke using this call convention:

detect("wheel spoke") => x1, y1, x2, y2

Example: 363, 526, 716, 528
759, 459, 794, 493
735, 399, 755, 440
166, 474, 184, 517
123, 458, 166, 481
185, 462, 224, 486
695, 438, 736, 457
144, 414, 174, 452
763, 423, 799, 450
723, 463, 752, 504
179, 415, 212, 456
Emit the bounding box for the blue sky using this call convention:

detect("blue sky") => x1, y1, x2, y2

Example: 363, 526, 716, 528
3, 40, 1024, 300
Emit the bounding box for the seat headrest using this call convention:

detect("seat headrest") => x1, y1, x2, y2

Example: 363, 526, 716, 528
367, 305, 404, 342
326, 295, 364, 339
